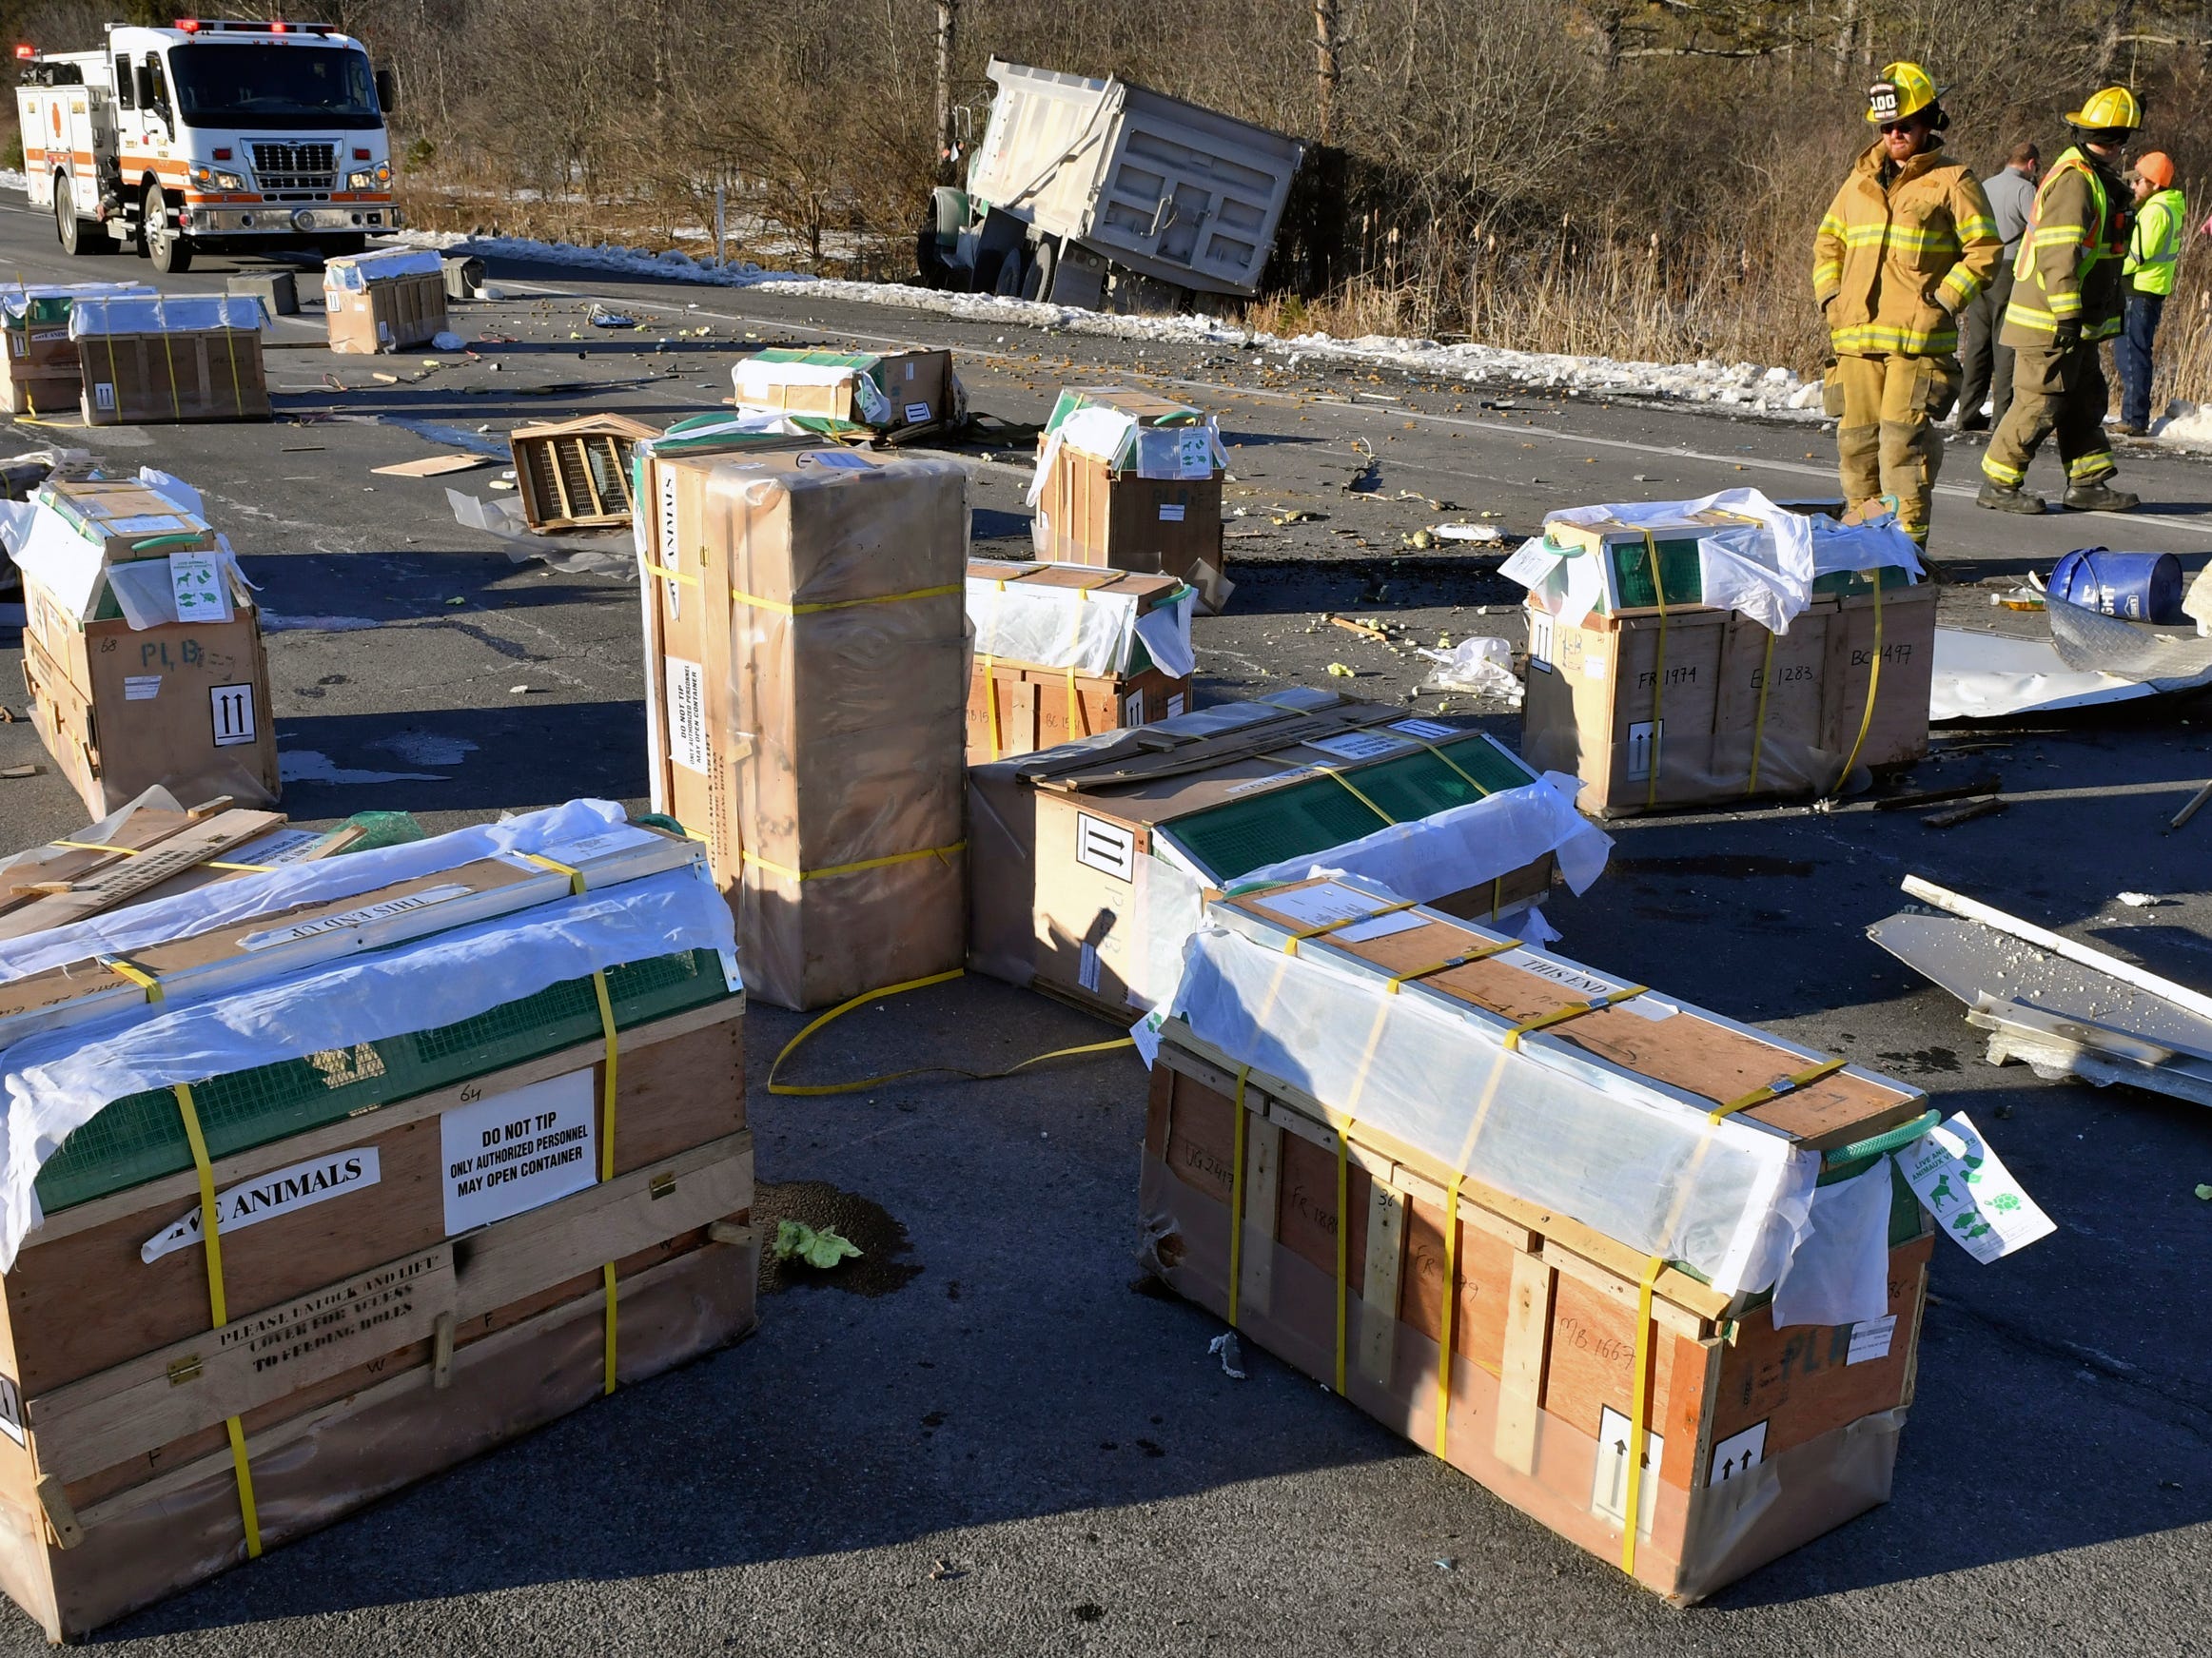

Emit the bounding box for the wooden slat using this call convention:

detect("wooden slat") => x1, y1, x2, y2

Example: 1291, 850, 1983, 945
0, 810, 285, 941
29, 1246, 456, 1484
1493, 1250, 1556, 1474
1356, 1182, 1404, 1385
1237, 1117, 1281, 1318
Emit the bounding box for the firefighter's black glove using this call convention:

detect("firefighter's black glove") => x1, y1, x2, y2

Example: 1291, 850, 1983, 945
2051, 318, 2082, 351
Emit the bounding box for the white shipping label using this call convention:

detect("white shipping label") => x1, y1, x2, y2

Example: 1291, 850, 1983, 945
1591, 1405, 1661, 1533
1896, 1111, 2056, 1263
1581, 651, 1606, 681
905, 400, 931, 424
1175, 430, 1214, 479
237, 884, 472, 951
1307, 730, 1415, 763
1074, 812, 1136, 882
441, 1069, 597, 1235
209, 682, 258, 748
1158, 502, 1186, 522
533, 824, 659, 868
142, 1147, 382, 1263
1165, 692, 1186, 718
1708, 1421, 1766, 1485
1247, 880, 1392, 930
1078, 941, 1102, 993
665, 655, 710, 774
124, 674, 162, 701
168, 552, 232, 624
91, 381, 115, 412
1391, 718, 1458, 740
110, 514, 190, 536
0, 1375, 21, 1447
1333, 910, 1428, 945
1848, 1315, 1898, 1365
1498, 537, 1563, 589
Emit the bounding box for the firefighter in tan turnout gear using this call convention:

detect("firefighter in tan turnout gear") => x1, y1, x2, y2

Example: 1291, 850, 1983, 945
1812, 63, 2001, 548
1978, 87, 2142, 514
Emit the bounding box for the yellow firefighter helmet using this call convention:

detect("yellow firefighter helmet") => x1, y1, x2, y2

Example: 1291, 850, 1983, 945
2064, 86, 2143, 132
1866, 62, 1942, 125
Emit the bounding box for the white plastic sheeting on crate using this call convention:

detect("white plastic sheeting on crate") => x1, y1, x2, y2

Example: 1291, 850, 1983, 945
967, 562, 1196, 678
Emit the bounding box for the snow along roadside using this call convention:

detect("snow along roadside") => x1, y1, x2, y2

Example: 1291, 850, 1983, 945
401, 224, 2210, 448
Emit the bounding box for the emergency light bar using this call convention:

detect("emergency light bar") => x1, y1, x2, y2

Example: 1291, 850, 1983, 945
171, 19, 338, 34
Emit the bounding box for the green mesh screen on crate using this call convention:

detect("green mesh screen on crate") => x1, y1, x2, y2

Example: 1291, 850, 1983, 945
1163, 735, 1537, 883
35, 948, 734, 1214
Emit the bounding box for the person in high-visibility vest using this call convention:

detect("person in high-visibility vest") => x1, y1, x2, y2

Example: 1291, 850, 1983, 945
1979, 87, 2141, 514
2114, 151, 2184, 436
1811, 62, 2000, 547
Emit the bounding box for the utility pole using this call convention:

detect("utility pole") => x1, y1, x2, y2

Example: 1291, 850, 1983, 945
936, 0, 961, 184
1314, 0, 1341, 144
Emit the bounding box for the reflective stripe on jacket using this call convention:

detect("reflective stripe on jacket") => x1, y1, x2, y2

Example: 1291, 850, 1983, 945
1812, 139, 2001, 358
2125, 186, 2185, 297
2001, 146, 2130, 345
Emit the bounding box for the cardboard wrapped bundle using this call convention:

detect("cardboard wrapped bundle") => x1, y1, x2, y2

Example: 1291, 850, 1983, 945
11, 476, 278, 816
0, 808, 752, 1639
69, 296, 268, 425
969, 691, 1609, 1019
1028, 387, 1232, 614
1141, 875, 1937, 1602
322, 248, 448, 355
0, 284, 155, 418
637, 443, 969, 1010
729, 347, 952, 437
1511, 499, 1934, 814
966, 559, 1197, 764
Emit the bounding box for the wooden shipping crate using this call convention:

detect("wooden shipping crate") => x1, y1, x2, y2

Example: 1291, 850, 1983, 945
1138, 881, 1936, 1599
324, 265, 447, 355
1143, 1034, 1928, 1604
78, 326, 269, 425
638, 444, 969, 1010
966, 560, 1194, 765
0, 1001, 754, 1640
26, 478, 218, 562
969, 696, 1562, 1019
1030, 387, 1231, 614
1519, 583, 1935, 816
0, 366, 77, 419
730, 348, 951, 434
512, 414, 658, 532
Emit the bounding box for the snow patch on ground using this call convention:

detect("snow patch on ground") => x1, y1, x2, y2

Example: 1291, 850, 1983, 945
401, 228, 1819, 415
2152, 400, 2212, 449
0, 171, 25, 194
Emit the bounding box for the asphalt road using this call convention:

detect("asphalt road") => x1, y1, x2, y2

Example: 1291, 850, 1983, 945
0, 198, 2204, 1654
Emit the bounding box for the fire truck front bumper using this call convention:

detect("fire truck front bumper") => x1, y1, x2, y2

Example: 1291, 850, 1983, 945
179, 205, 405, 235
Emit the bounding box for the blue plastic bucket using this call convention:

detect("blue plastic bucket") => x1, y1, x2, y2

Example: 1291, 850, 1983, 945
2047, 547, 2186, 623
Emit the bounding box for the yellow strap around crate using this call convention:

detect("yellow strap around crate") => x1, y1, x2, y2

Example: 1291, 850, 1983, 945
738, 839, 965, 885
521, 852, 621, 1395
1256, 752, 1394, 827
731, 580, 960, 617
55, 838, 275, 873
159, 326, 181, 423
1744, 628, 1777, 795
1831, 576, 1885, 800
172, 1081, 263, 1558
1334, 1120, 1351, 1396
1384, 937, 1522, 994
1640, 531, 1669, 811
641, 559, 699, 587
1226, 1066, 1250, 1330
1433, 1172, 1463, 1457
1619, 1256, 1665, 1578
1710, 1056, 1849, 1123
1504, 986, 1649, 1051
765, 967, 1133, 1097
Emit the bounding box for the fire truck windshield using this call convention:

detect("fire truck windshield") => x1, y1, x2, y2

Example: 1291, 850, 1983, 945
166, 44, 381, 129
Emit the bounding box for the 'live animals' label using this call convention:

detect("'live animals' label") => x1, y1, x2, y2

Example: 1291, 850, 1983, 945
169, 553, 231, 624
142, 1148, 382, 1263
1895, 1110, 2054, 1263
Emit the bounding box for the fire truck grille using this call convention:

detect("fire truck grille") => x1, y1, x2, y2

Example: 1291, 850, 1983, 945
249, 143, 338, 193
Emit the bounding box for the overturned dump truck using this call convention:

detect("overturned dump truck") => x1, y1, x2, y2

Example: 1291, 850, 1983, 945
921, 58, 1304, 314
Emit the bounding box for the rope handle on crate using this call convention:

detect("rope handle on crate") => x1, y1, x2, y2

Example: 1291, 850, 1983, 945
1821, 1106, 1941, 1170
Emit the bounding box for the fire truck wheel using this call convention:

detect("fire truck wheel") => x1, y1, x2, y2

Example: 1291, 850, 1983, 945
145, 186, 192, 275
54, 177, 115, 257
